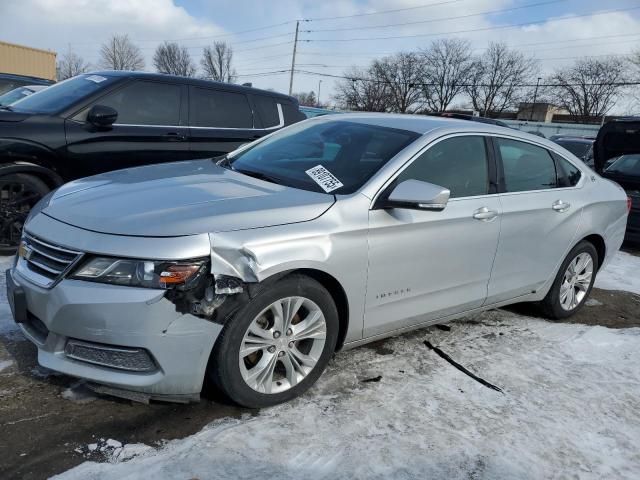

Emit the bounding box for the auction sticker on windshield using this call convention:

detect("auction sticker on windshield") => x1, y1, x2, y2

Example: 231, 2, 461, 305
85, 75, 108, 83
305, 165, 344, 193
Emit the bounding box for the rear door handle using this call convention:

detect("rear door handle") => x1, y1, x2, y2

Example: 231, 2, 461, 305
473, 207, 499, 221
552, 200, 571, 213
163, 132, 187, 142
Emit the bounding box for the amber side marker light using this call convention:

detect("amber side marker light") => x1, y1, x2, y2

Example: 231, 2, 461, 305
159, 265, 202, 286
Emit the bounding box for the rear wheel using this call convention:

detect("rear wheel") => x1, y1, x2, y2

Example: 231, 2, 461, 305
0, 173, 50, 255
540, 241, 598, 319
209, 275, 338, 408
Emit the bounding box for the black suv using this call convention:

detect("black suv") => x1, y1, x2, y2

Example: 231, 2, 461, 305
0, 71, 306, 253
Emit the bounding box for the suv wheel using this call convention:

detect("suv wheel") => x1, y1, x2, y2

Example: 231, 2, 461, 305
209, 275, 339, 408
540, 241, 598, 319
0, 173, 50, 255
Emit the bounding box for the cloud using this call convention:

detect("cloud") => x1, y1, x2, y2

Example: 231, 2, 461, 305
1, 0, 639, 111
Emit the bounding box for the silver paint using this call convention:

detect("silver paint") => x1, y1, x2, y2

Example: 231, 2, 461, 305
11, 113, 629, 400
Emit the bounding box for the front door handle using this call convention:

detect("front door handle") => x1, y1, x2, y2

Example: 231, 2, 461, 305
163, 132, 187, 142
473, 207, 499, 221
552, 200, 571, 213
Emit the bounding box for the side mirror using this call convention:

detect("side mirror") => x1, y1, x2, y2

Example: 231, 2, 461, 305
87, 105, 118, 128
378, 179, 450, 211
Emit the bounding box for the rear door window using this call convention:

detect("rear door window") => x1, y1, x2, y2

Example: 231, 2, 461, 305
95, 80, 181, 126
496, 138, 557, 192
253, 96, 281, 128
189, 87, 253, 128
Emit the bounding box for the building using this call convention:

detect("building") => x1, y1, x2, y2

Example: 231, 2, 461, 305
517, 102, 568, 123
0, 40, 57, 81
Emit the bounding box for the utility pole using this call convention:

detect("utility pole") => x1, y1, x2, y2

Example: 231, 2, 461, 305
317, 79, 322, 107
530, 77, 542, 122
288, 21, 300, 96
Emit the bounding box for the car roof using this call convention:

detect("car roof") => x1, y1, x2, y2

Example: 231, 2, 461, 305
90, 70, 296, 102
309, 112, 576, 152
316, 112, 514, 134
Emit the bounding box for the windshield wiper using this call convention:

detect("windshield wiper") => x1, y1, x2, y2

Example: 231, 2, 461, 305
215, 154, 232, 168
234, 168, 282, 185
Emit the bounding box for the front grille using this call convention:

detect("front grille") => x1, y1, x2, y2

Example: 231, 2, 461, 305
21, 234, 82, 287
65, 339, 157, 372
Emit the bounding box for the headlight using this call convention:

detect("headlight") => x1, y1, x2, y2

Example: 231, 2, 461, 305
71, 257, 207, 289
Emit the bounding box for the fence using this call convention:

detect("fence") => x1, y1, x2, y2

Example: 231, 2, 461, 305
502, 120, 601, 138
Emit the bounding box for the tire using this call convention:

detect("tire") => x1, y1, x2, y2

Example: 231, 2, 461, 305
209, 274, 339, 408
540, 240, 599, 320
0, 173, 50, 255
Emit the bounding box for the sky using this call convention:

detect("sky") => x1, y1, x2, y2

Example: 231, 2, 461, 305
2, 0, 640, 111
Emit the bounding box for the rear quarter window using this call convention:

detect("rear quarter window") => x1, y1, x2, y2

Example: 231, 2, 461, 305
253, 95, 281, 128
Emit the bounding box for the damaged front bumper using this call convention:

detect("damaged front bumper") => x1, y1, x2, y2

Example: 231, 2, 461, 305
10, 267, 222, 402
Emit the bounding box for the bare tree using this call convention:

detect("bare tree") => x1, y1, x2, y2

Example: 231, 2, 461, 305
334, 66, 390, 112
548, 56, 629, 119
153, 42, 196, 77
293, 91, 317, 107
201, 42, 236, 82
371, 52, 423, 113
419, 38, 473, 112
99, 34, 145, 71
57, 49, 90, 80
466, 42, 536, 116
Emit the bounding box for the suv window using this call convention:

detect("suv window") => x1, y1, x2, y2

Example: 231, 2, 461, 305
190, 87, 253, 128
496, 138, 557, 192
395, 136, 489, 198
253, 96, 281, 128
97, 81, 181, 126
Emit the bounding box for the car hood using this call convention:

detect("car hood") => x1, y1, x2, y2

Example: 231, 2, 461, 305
594, 119, 640, 173
43, 159, 335, 237
0, 110, 30, 122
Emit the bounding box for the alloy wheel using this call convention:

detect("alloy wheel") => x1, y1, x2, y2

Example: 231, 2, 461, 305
559, 252, 594, 311
239, 296, 327, 394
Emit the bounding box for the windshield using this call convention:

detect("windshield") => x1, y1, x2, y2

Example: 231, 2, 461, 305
556, 139, 592, 158
227, 120, 419, 194
0, 87, 34, 106
605, 154, 640, 176
9, 74, 118, 114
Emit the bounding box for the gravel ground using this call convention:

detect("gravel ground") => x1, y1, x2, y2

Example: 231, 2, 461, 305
0, 246, 639, 479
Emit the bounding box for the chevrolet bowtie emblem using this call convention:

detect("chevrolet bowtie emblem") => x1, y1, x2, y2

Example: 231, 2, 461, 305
18, 241, 33, 261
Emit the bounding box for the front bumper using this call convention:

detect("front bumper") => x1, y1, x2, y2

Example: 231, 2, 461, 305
8, 267, 222, 400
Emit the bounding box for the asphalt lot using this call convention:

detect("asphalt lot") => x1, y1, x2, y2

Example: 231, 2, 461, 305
0, 247, 639, 479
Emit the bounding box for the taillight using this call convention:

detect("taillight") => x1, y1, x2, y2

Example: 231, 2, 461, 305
628, 197, 633, 212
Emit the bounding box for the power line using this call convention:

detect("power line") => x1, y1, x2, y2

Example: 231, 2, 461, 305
305, 0, 567, 33
302, 6, 640, 42
294, 32, 640, 57
305, 0, 464, 22
294, 69, 640, 87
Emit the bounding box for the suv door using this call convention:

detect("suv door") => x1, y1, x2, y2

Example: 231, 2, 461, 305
187, 87, 259, 159
365, 135, 501, 337
64, 80, 189, 177
486, 137, 584, 304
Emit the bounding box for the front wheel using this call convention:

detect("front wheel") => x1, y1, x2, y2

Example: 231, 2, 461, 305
209, 275, 339, 408
540, 241, 598, 319
0, 173, 50, 255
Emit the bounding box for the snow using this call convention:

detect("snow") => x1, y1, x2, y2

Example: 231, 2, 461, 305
595, 251, 640, 295
61, 381, 98, 404
0, 359, 14, 372
55, 313, 640, 480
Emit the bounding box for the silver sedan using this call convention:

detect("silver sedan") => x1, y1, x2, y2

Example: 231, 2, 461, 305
6, 114, 629, 407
